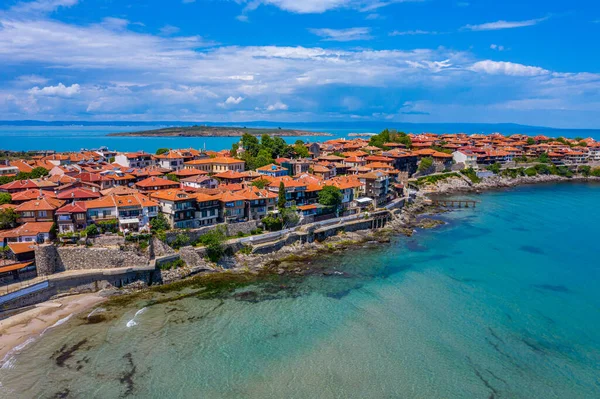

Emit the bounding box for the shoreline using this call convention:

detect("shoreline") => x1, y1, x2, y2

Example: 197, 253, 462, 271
0, 293, 107, 364
1, 175, 597, 363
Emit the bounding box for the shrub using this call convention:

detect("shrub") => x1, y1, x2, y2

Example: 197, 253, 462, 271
250, 228, 263, 235
416, 172, 460, 186
418, 157, 434, 173
486, 162, 501, 174
195, 227, 227, 262
462, 167, 481, 184
159, 258, 186, 271
578, 165, 591, 176
84, 224, 99, 237
150, 213, 170, 233
238, 245, 253, 255
524, 167, 537, 177
171, 233, 191, 249
262, 215, 283, 231
591, 168, 600, 177
0, 192, 11, 205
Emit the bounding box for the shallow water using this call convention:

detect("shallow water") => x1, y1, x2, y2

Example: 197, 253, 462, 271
2, 183, 600, 398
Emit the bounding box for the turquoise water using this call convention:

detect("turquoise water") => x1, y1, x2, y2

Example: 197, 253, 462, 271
1, 124, 600, 152
1, 183, 600, 398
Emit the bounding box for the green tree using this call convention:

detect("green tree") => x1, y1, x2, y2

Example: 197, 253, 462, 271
0, 208, 17, 230
277, 181, 286, 209
0, 192, 11, 205
241, 133, 260, 157
526, 137, 535, 145
293, 143, 310, 158
30, 167, 49, 179
84, 224, 99, 237
166, 173, 180, 182
156, 148, 169, 155
230, 142, 239, 157
318, 185, 343, 208
150, 213, 170, 233
418, 157, 434, 173
251, 178, 270, 189
537, 153, 550, 163
254, 148, 274, 169
578, 165, 591, 176
486, 162, 502, 174
195, 227, 226, 262
171, 233, 191, 250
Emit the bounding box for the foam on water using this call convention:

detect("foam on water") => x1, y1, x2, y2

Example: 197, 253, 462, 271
126, 307, 147, 328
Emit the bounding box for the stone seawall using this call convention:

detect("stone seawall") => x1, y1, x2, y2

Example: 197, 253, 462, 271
1, 268, 154, 312
35, 245, 150, 275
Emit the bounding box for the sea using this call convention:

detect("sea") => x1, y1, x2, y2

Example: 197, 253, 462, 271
1, 182, 599, 398
1, 123, 600, 153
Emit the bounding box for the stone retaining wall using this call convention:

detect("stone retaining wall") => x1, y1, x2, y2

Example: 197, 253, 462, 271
35, 245, 149, 275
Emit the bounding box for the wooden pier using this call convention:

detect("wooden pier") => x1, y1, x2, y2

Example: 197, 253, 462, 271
431, 199, 478, 208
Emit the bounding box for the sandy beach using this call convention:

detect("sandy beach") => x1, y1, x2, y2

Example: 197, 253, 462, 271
0, 293, 107, 365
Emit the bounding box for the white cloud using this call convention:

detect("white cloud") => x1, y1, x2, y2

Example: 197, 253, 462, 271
309, 27, 372, 41
225, 96, 244, 104
1, 3, 599, 127
216, 95, 245, 108
463, 17, 548, 31
28, 83, 80, 97
470, 60, 549, 76
266, 102, 288, 111
236, 15, 249, 22
390, 30, 436, 36
406, 59, 452, 72
490, 44, 505, 51
9, 0, 79, 14
239, 0, 420, 14
101, 17, 129, 31
159, 25, 180, 36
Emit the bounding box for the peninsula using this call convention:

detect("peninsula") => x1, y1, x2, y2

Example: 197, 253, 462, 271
108, 125, 332, 137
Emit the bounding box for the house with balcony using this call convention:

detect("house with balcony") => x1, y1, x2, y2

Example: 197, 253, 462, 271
0, 222, 54, 246
217, 191, 246, 223
191, 193, 220, 227
256, 164, 289, 178
114, 194, 159, 232
55, 202, 88, 233
237, 187, 277, 220
280, 159, 312, 176
15, 197, 65, 224
114, 152, 156, 169
155, 150, 185, 171
184, 157, 245, 174
452, 149, 479, 169
180, 175, 219, 190
356, 172, 390, 206
85, 196, 119, 224
267, 177, 307, 207
327, 176, 362, 213
150, 190, 197, 229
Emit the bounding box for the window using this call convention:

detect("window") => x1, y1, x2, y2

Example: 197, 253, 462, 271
22, 211, 35, 218
76, 213, 85, 220
38, 211, 47, 217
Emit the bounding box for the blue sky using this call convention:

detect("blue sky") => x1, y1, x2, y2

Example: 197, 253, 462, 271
0, 0, 599, 128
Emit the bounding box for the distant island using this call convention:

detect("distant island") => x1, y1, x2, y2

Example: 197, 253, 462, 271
107, 125, 332, 137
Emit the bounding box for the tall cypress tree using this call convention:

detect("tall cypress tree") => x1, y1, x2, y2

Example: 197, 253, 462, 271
277, 181, 286, 209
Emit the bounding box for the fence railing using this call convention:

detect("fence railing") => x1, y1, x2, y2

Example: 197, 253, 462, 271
0, 275, 50, 297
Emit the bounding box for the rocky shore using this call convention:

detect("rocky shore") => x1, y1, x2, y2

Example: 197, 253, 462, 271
424, 173, 600, 195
